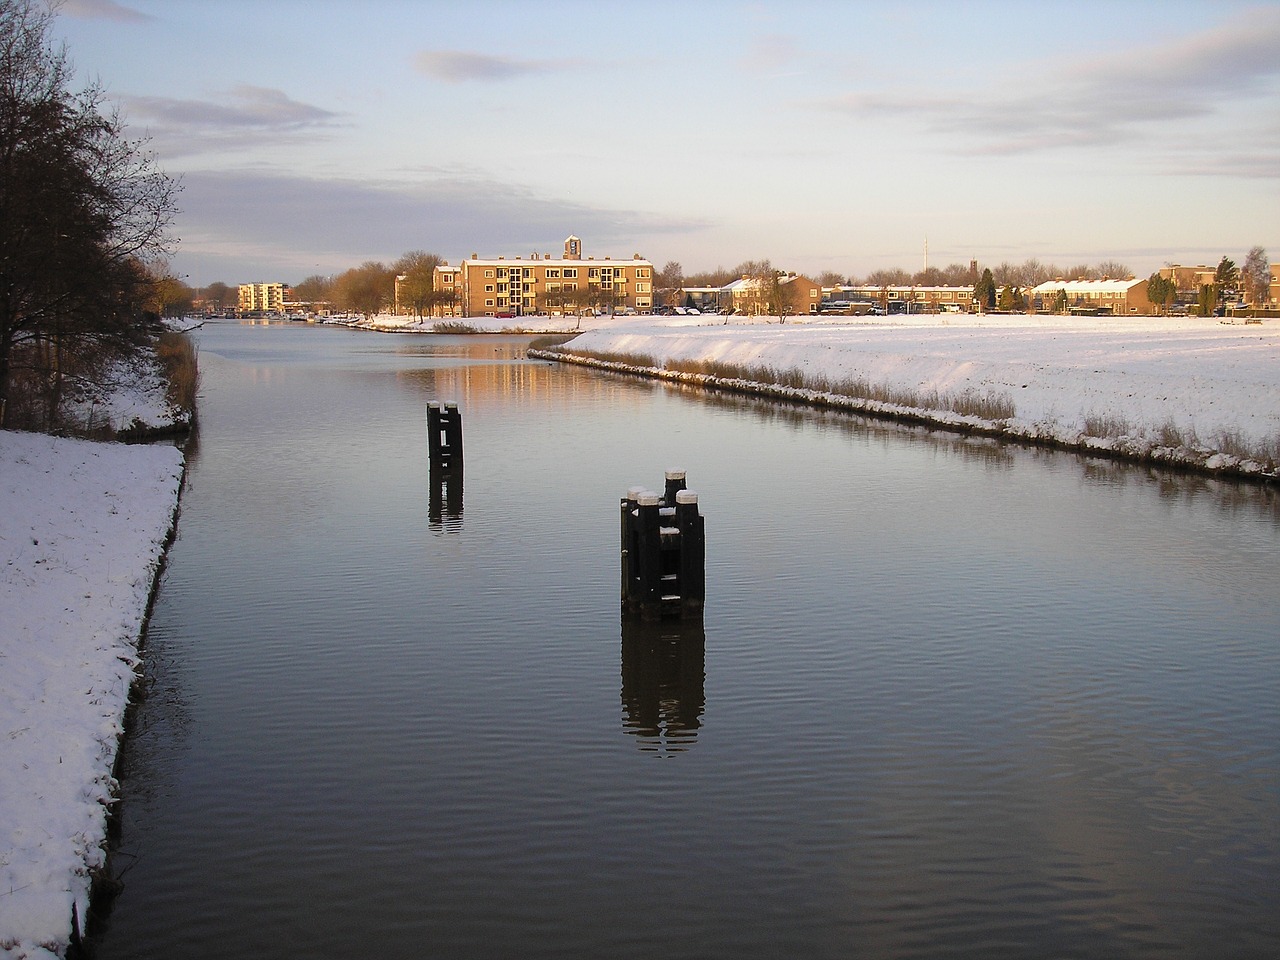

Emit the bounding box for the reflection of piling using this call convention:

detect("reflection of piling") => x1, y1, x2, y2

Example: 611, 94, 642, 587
621, 470, 705, 619
428, 466, 463, 529
426, 401, 463, 470
621, 617, 705, 753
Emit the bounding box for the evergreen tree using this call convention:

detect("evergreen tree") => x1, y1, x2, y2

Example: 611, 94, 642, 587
974, 268, 997, 312
1146, 273, 1177, 314
1214, 257, 1240, 304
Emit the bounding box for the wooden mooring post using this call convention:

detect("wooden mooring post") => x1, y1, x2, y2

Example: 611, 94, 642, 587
426, 401, 463, 470
621, 470, 705, 620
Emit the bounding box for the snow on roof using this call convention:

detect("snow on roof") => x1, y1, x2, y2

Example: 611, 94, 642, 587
1031, 277, 1143, 293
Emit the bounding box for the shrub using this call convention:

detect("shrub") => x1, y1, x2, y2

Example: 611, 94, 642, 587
1083, 412, 1132, 439
155, 331, 199, 417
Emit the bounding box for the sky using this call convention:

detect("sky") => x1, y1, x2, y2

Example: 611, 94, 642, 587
50, 0, 1280, 287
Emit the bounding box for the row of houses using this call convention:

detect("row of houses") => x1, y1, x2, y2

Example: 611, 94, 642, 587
675, 276, 1157, 318
236, 242, 1280, 319
424, 240, 1278, 318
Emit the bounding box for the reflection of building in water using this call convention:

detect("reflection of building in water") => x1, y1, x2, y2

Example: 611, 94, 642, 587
620, 618, 705, 755
395, 340, 654, 414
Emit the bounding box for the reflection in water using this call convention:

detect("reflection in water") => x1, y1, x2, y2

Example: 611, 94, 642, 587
620, 617, 706, 755
428, 462, 463, 531
94, 324, 1280, 960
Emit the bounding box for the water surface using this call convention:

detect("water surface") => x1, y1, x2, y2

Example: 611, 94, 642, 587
98, 321, 1280, 959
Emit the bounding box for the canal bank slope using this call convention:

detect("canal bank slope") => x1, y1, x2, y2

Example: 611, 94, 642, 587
535, 314, 1280, 481
2, 401, 185, 956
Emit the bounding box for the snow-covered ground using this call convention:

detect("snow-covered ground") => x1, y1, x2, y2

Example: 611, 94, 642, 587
2, 425, 183, 958
544, 313, 1280, 478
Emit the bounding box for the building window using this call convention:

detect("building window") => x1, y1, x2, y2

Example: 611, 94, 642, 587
636, 268, 650, 278
485, 298, 495, 307
636, 282, 650, 293
522, 268, 532, 278
545, 269, 561, 279
497, 297, 508, 306
484, 269, 494, 278
563, 268, 578, 279
485, 284, 495, 293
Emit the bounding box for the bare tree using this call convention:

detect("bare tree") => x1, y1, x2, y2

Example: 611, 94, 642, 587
333, 261, 394, 317
1242, 246, 1270, 307
393, 250, 444, 318
1095, 260, 1132, 279
684, 266, 736, 287
292, 274, 334, 309
864, 268, 911, 286
200, 281, 237, 311
732, 260, 773, 315
939, 262, 974, 286
1, 0, 179, 427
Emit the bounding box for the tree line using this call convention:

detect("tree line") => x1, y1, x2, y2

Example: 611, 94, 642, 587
182, 247, 1271, 321
1, 0, 179, 430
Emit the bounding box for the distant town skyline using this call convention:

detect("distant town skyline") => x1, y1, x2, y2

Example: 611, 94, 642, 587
56, 0, 1279, 286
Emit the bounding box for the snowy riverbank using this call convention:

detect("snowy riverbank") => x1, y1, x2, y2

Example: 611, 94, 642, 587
536, 313, 1280, 480
2, 427, 183, 960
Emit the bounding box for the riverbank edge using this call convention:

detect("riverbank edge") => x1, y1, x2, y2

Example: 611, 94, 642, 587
70, 446, 187, 959
529, 348, 1279, 486
0, 434, 189, 960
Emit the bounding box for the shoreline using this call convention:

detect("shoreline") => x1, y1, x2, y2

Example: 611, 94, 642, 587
525, 314, 1280, 485
1, 432, 186, 960
529, 349, 1278, 484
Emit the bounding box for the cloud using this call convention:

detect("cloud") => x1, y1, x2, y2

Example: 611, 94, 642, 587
120, 87, 344, 158
172, 169, 704, 283
414, 50, 570, 83
59, 0, 150, 22
127, 85, 341, 133
821, 7, 1280, 165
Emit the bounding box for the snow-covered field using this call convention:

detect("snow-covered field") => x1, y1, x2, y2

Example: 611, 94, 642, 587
547, 313, 1280, 477
1, 430, 184, 959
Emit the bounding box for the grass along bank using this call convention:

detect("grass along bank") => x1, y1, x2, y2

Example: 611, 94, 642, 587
530, 328, 1279, 483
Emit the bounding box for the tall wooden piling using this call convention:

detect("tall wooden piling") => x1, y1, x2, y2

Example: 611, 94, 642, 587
621, 470, 705, 619
426, 401, 463, 470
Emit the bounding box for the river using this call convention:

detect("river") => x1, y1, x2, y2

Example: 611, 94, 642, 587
94, 320, 1280, 959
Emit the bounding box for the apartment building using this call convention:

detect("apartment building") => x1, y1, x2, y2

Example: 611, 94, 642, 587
1029, 277, 1153, 315
433, 236, 654, 318
238, 282, 286, 313
1160, 262, 1280, 309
